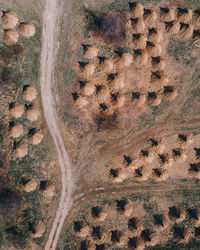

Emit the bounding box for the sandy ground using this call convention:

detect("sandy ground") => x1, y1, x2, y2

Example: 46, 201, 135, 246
40, 0, 75, 249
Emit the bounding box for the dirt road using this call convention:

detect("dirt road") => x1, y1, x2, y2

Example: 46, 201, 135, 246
40, 0, 75, 249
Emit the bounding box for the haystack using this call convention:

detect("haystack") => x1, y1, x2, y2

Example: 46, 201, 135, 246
150, 70, 168, 87
132, 33, 147, 49
140, 149, 155, 163
74, 221, 90, 238
165, 21, 180, 35
111, 93, 125, 108
131, 92, 146, 106
10, 123, 24, 138
96, 85, 110, 102
82, 63, 96, 79
173, 225, 190, 243
118, 53, 133, 68
111, 230, 126, 246
3, 30, 19, 46
29, 131, 44, 145
148, 28, 163, 43
91, 206, 107, 222
22, 179, 38, 192
84, 46, 98, 59
10, 103, 24, 118
153, 214, 168, 229
146, 42, 162, 57
147, 92, 162, 106
14, 142, 28, 158
91, 226, 106, 243
80, 240, 95, 250
128, 217, 143, 234
152, 168, 168, 181
109, 75, 125, 91
116, 199, 133, 217
82, 82, 95, 96
143, 9, 157, 23
180, 23, 194, 39
188, 163, 200, 178
168, 206, 186, 222
130, 18, 146, 33
187, 208, 200, 222
172, 148, 187, 162
19, 22, 36, 38
141, 229, 155, 245
134, 166, 148, 181
31, 221, 45, 238
110, 168, 127, 183
23, 86, 37, 101
26, 105, 40, 122
151, 57, 165, 71
40, 180, 55, 198
1, 11, 18, 29
177, 8, 192, 23
101, 58, 115, 73
134, 49, 148, 65
128, 236, 144, 250
130, 2, 144, 18
193, 9, 200, 25
178, 133, 193, 146
160, 8, 175, 22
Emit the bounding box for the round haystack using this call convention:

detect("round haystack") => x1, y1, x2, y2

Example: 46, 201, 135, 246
128, 236, 144, 250
82, 82, 95, 96
151, 57, 165, 71
128, 217, 143, 234
168, 206, 186, 222
130, 3, 144, 18
14, 142, 28, 158
188, 163, 200, 178
187, 208, 200, 223
75, 96, 88, 108
172, 148, 187, 162
152, 168, 168, 181
40, 180, 55, 198
22, 179, 38, 192
147, 92, 162, 106
91, 206, 107, 222
153, 214, 168, 229
173, 225, 190, 243
180, 23, 194, 39
111, 93, 125, 108
110, 168, 127, 183
150, 71, 168, 87
1, 11, 18, 29
178, 133, 193, 146
101, 58, 114, 73
132, 92, 146, 106
82, 63, 95, 79
10, 103, 24, 118
109, 75, 125, 91
193, 9, 200, 26
148, 28, 163, 43
10, 123, 24, 138
19, 22, 36, 38
80, 240, 95, 250
84, 46, 98, 59
118, 53, 133, 68
134, 49, 148, 65
165, 21, 180, 35
134, 167, 148, 181
26, 106, 40, 122
140, 149, 155, 163
3, 30, 19, 46
131, 18, 146, 33
23, 86, 37, 102
177, 8, 192, 23
132, 34, 147, 50
146, 42, 162, 57
91, 227, 107, 244
143, 9, 158, 23
96, 86, 110, 102
123, 201, 133, 217
160, 8, 175, 22
74, 221, 90, 238
31, 221, 45, 238
29, 131, 44, 145
111, 230, 126, 246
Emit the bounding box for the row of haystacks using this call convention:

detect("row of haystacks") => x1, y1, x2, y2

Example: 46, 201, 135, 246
73, 200, 200, 249
8, 85, 43, 158
110, 133, 195, 183
129, 2, 200, 26
1, 10, 36, 46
